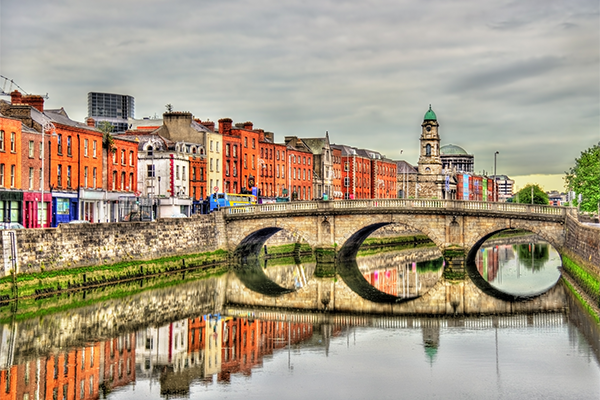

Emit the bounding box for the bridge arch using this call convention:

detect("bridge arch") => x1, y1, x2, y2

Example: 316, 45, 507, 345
228, 218, 319, 258
465, 221, 565, 266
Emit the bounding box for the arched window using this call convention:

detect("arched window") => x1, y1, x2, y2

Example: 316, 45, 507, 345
426, 144, 431, 157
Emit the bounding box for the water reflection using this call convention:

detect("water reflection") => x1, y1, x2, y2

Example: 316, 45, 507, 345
475, 240, 561, 297
231, 257, 316, 296
0, 307, 597, 400
337, 246, 444, 302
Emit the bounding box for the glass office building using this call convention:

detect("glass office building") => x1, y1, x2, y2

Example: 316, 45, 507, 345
87, 92, 135, 132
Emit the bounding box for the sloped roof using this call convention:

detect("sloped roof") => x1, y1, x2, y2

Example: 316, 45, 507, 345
396, 160, 417, 174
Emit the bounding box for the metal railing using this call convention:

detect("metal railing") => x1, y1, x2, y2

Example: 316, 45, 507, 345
223, 199, 569, 218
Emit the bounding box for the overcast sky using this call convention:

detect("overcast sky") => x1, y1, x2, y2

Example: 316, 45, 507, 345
1, 0, 598, 191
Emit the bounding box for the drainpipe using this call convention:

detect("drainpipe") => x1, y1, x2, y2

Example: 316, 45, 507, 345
77, 133, 81, 221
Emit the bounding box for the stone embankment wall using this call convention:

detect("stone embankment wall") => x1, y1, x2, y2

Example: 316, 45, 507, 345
8, 214, 222, 274
565, 214, 600, 275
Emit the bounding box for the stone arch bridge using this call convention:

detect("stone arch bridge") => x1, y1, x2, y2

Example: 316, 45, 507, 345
219, 199, 573, 266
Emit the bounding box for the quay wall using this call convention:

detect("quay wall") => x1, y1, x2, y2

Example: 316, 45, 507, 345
565, 214, 600, 275
5, 214, 223, 274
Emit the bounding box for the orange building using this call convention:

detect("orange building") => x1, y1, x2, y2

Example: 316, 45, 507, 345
102, 334, 136, 392
43, 343, 101, 400
219, 317, 314, 383
0, 115, 23, 224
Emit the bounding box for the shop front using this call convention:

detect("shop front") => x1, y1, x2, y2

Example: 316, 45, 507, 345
22, 191, 52, 228
0, 190, 23, 223
79, 188, 105, 223
52, 192, 78, 227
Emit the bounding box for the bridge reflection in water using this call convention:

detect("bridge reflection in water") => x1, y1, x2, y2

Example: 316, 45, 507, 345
0, 245, 596, 399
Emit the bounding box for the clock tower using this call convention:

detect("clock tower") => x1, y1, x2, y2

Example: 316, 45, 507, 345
418, 105, 442, 175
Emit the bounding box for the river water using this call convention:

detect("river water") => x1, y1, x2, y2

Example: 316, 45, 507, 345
0, 237, 598, 399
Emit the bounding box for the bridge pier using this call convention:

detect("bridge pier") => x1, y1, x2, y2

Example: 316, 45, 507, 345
442, 247, 466, 280
314, 246, 337, 264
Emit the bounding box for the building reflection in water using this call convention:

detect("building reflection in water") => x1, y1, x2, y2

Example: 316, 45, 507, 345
361, 257, 445, 298
0, 307, 595, 398
475, 240, 561, 296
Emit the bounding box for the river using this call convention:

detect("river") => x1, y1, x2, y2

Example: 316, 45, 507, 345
0, 237, 598, 399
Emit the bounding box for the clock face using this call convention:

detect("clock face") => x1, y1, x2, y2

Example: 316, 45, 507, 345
426, 126, 431, 132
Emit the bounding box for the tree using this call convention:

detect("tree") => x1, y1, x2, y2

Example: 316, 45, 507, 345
514, 184, 549, 205
565, 143, 600, 213
97, 121, 116, 154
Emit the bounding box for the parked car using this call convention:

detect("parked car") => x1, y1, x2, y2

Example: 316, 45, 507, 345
122, 210, 152, 222
169, 213, 188, 218
0, 222, 25, 230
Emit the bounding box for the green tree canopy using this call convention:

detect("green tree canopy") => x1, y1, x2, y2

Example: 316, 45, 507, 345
565, 143, 600, 213
514, 184, 549, 205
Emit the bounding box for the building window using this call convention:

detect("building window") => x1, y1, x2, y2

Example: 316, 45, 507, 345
252, 138, 255, 148
121, 149, 125, 165
210, 140, 213, 152
39, 142, 43, 159
67, 136, 72, 156
29, 140, 34, 158
233, 145, 237, 158
226, 144, 230, 156
226, 161, 230, 176
0, 131, 4, 151
112, 171, 117, 190
121, 172, 125, 190
84, 167, 88, 188
93, 167, 97, 188
216, 159, 220, 173
129, 173, 133, 190
176, 165, 180, 180
192, 167, 196, 181
93, 141, 97, 157
252, 155, 255, 170
147, 164, 155, 178
29, 167, 34, 190
426, 144, 431, 157
0, 164, 4, 187
344, 177, 350, 187
147, 146, 153, 156
10, 132, 15, 152
308, 158, 311, 166
67, 166, 72, 188
243, 155, 247, 169
244, 137, 247, 148
182, 166, 186, 180
57, 165, 62, 187
129, 151, 134, 165
84, 139, 88, 156
57, 134, 63, 154
216, 142, 220, 153
112, 150, 117, 163
233, 163, 237, 177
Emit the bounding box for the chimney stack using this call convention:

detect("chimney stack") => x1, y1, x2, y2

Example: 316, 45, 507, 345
10, 90, 22, 105
243, 121, 253, 131
257, 129, 265, 142
21, 95, 45, 112
218, 118, 232, 135
196, 119, 215, 132
86, 117, 96, 127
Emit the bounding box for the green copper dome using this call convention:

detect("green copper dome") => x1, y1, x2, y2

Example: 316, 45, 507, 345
424, 105, 437, 121
441, 144, 469, 155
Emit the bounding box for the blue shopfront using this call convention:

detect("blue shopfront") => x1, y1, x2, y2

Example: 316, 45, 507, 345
52, 192, 78, 227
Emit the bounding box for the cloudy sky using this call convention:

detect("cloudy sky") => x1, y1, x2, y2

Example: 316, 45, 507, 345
1, 0, 598, 191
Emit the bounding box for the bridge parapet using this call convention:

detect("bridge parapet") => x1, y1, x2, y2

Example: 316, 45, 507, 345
224, 199, 571, 219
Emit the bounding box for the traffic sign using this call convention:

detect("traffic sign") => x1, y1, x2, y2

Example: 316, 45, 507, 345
213, 186, 219, 193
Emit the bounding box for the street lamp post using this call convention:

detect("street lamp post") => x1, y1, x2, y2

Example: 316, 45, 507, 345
494, 151, 499, 202
40, 118, 56, 228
